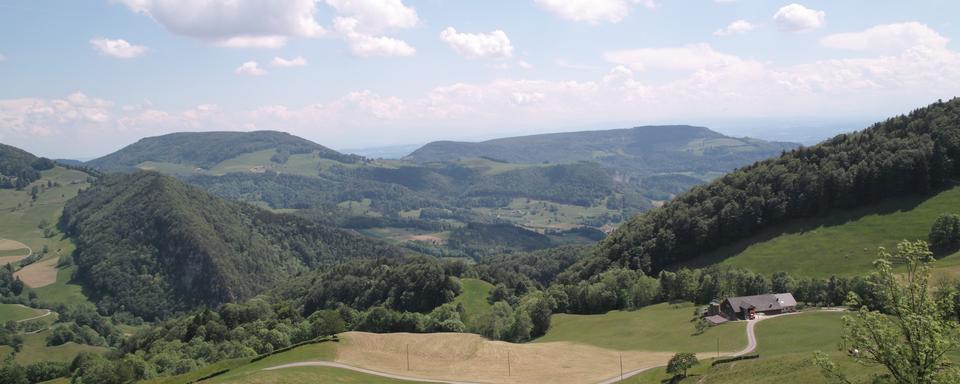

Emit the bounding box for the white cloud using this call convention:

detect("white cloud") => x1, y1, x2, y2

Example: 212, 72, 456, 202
9, 24, 960, 157
821, 22, 949, 53
518, 60, 534, 69
271, 56, 308, 67
534, 0, 653, 24
325, 0, 419, 32
0, 54, 5, 62
604, 44, 745, 71
89, 38, 148, 58
217, 36, 288, 49
440, 27, 514, 59
333, 17, 415, 57
235, 61, 266, 76
773, 3, 825, 32
118, 0, 325, 48
714, 20, 756, 36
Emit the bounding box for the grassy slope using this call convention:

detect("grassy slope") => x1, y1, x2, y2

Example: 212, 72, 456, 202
0, 303, 44, 322
534, 302, 746, 353
14, 328, 108, 364
627, 311, 882, 383
451, 278, 493, 326
144, 341, 422, 384
683, 185, 960, 277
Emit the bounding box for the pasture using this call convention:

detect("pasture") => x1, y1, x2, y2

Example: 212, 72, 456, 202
0, 303, 45, 323
684, 185, 960, 277
535, 302, 746, 353
451, 278, 493, 325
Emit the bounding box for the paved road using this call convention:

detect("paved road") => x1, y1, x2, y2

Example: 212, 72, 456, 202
265, 308, 849, 384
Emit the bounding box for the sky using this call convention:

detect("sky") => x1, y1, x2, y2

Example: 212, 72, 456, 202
1, 0, 959, 158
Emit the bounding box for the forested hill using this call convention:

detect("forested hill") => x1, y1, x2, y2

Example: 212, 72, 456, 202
568, 98, 960, 280
405, 125, 797, 174
60, 171, 407, 320
0, 143, 55, 189
86, 130, 360, 171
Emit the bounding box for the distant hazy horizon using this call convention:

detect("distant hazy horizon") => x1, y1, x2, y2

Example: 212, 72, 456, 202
2, 1, 956, 158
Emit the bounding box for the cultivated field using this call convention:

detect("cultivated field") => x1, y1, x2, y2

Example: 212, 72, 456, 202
684, 185, 960, 277
14, 257, 61, 288
0, 239, 30, 265
334, 332, 674, 384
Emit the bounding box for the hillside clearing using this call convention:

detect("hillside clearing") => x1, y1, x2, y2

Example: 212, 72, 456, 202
451, 278, 493, 326
683, 185, 960, 277
535, 302, 746, 353
15, 256, 60, 288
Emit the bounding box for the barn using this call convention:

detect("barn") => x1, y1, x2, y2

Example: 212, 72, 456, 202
709, 293, 797, 321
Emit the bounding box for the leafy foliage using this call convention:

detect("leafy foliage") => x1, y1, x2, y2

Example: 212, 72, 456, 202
60, 171, 406, 319
817, 240, 960, 383
666, 352, 699, 378
928, 213, 960, 254
587, 98, 960, 279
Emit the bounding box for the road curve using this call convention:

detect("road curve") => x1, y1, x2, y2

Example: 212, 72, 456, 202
264, 309, 848, 384
14, 305, 53, 323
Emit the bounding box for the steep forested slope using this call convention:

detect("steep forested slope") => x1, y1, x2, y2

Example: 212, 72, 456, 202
0, 143, 55, 189
406, 125, 796, 175
573, 98, 960, 279
60, 171, 406, 319
86, 130, 359, 171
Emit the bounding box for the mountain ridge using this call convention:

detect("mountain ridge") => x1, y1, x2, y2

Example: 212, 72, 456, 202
404, 125, 798, 176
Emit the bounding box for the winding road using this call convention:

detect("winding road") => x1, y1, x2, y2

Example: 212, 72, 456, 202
263, 309, 847, 384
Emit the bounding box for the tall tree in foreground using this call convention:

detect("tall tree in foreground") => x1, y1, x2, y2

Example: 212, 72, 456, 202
815, 240, 960, 384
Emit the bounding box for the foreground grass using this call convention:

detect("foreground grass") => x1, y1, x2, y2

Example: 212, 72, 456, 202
451, 278, 493, 326
755, 312, 846, 356
683, 185, 960, 277
535, 302, 746, 353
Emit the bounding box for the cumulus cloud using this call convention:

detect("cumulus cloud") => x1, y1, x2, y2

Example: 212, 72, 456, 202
773, 3, 825, 32
271, 56, 308, 67
89, 37, 148, 58
235, 61, 266, 76
333, 17, 415, 57
8, 24, 960, 157
518, 61, 533, 69
714, 20, 756, 36
440, 27, 514, 59
604, 44, 745, 71
821, 22, 949, 53
118, 0, 326, 48
534, 0, 653, 24
325, 0, 419, 32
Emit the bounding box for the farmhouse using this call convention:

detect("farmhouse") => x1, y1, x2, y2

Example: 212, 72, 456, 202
706, 293, 797, 322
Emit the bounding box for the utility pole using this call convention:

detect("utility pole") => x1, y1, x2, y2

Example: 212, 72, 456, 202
406, 343, 410, 371
716, 337, 720, 359
507, 350, 511, 376
619, 353, 623, 382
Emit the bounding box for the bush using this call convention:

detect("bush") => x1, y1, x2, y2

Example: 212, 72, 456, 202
929, 213, 960, 254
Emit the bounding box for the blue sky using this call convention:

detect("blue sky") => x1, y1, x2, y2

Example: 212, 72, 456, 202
1, 0, 959, 158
